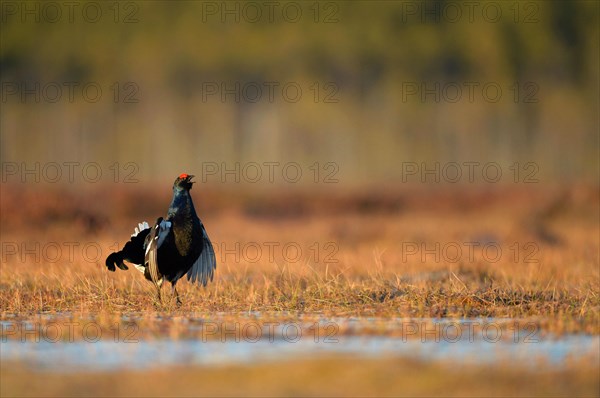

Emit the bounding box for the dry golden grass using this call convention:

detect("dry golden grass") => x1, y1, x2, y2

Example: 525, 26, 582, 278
1, 184, 599, 397
1, 184, 599, 333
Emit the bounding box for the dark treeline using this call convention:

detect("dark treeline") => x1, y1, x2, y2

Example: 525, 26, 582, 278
1, 1, 598, 185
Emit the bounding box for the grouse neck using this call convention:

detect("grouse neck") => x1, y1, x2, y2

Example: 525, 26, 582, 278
167, 188, 197, 220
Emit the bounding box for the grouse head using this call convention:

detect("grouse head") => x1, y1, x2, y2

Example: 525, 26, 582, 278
174, 173, 195, 191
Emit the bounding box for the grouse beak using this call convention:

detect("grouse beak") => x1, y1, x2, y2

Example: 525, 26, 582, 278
186, 175, 195, 183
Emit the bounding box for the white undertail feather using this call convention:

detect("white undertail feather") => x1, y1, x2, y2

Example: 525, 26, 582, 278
130, 221, 150, 274
131, 221, 150, 237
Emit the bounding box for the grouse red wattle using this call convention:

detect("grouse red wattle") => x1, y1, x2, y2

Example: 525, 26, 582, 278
105, 174, 216, 304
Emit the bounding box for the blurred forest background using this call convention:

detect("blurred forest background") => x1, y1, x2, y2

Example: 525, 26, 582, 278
1, 0, 598, 187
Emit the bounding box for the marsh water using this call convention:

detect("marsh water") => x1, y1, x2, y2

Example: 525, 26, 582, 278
1, 316, 597, 371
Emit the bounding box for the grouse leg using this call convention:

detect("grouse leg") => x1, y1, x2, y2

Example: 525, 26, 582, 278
172, 284, 182, 307
155, 286, 162, 306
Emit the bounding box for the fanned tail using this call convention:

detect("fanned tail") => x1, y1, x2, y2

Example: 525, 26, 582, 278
105, 221, 151, 272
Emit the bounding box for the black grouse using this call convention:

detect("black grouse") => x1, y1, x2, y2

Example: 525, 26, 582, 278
105, 173, 216, 305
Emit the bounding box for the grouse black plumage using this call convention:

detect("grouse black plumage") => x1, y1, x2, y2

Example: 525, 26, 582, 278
105, 174, 216, 305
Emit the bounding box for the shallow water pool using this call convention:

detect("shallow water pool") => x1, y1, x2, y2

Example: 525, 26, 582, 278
1, 317, 597, 371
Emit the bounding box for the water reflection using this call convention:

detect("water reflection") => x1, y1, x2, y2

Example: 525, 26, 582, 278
1, 317, 597, 371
